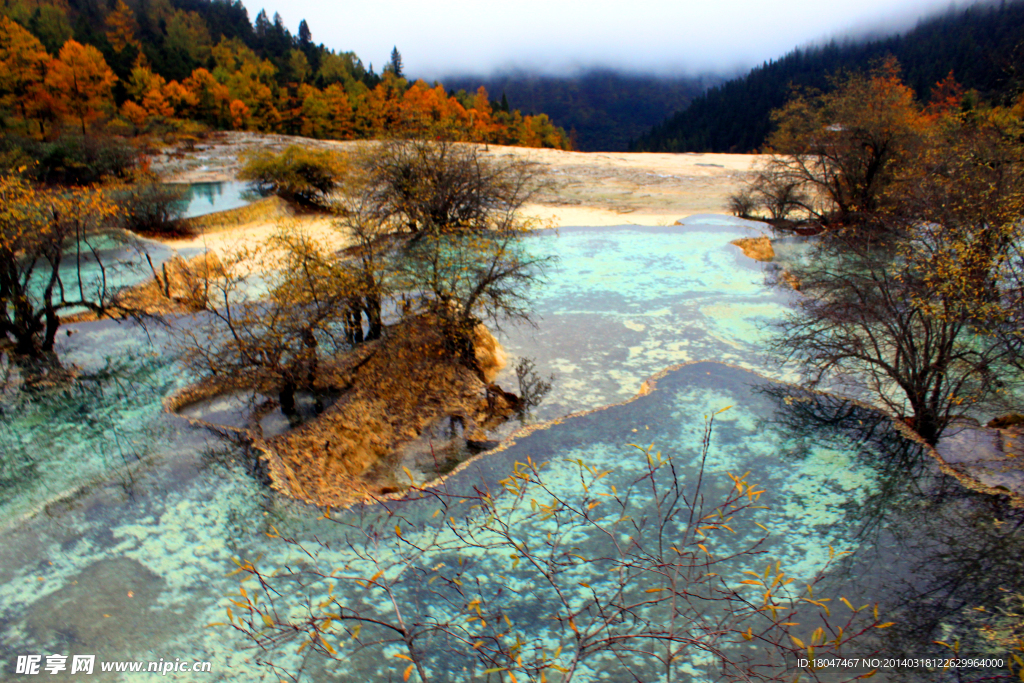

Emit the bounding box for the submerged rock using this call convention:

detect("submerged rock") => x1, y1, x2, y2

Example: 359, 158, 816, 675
25, 557, 175, 653
987, 413, 1024, 429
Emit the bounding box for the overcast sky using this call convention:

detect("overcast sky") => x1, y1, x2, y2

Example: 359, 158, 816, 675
253, 0, 964, 78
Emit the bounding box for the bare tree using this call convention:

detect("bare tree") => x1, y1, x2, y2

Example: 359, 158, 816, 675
329, 196, 400, 343
175, 141, 552, 413
351, 139, 553, 371
223, 416, 886, 682
363, 139, 544, 236
751, 165, 811, 221
174, 231, 357, 416
768, 231, 1020, 445
396, 229, 551, 370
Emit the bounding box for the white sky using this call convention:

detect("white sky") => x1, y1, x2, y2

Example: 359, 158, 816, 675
253, 0, 964, 78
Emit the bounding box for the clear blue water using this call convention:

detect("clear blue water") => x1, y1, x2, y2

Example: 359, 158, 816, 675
174, 182, 257, 219
0, 217, 1020, 681
27, 181, 255, 315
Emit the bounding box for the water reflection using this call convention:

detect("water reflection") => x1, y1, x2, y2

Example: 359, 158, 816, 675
759, 384, 1024, 680
173, 181, 257, 218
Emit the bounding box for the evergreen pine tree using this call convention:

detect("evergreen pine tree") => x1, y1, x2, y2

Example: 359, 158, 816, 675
388, 46, 403, 78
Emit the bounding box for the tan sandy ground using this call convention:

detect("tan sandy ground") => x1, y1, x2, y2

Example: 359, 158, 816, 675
152, 132, 765, 254
159, 214, 349, 265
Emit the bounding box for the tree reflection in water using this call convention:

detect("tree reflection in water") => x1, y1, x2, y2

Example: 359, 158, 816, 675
757, 383, 1024, 681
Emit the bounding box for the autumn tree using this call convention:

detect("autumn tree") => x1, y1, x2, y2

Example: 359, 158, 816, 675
45, 39, 117, 136
0, 16, 50, 136
177, 139, 550, 415
164, 9, 213, 69
225, 423, 886, 682
396, 226, 551, 367
756, 58, 930, 224
239, 146, 352, 207
297, 83, 353, 140
182, 67, 231, 126
210, 38, 280, 131
0, 4, 571, 150
0, 175, 127, 357
925, 70, 966, 117
769, 234, 1020, 445
769, 111, 1024, 445
328, 196, 397, 343
126, 64, 174, 121
468, 85, 497, 141
174, 230, 358, 416
104, 0, 140, 53
350, 140, 550, 367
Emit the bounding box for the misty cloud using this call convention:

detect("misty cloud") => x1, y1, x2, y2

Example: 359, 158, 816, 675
253, 0, 963, 78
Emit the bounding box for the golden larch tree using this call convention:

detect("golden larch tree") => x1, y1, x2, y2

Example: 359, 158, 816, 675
45, 39, 117, 136
104, 0, 140, 53
0, 16, 51, 136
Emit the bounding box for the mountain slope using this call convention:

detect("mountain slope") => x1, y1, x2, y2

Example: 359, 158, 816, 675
633, 1, 1024, 153
442, 70, 718, 151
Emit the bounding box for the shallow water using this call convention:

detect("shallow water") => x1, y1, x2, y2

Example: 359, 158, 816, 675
173, 182, 257, 219
495, 218, 796, 420
0, 216, 1020, 682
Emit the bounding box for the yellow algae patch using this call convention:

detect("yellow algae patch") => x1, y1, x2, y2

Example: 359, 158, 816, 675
730, 236, 774, 261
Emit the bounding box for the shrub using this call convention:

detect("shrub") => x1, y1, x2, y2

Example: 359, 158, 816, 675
751, 168, 809, 221
28, 134, 140, 185
116, 179, 190, 235
364, 138, 544, 236
238, 145, 350, 208
728, 188, 757, 218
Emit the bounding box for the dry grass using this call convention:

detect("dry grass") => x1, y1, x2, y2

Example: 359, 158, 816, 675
60, 251, 225, 324
168, 319, 514, 508
730, 236, 775, 261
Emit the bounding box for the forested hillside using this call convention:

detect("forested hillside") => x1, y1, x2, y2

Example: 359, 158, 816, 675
443, 70, 717, 151
632, 0, 1024, 153
0, 0, 571, 148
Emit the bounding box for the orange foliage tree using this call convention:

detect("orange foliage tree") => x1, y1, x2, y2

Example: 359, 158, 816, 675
762, 63, 1024, 445
103, 0, 140, 53
761, 57, 931, 221
0, 175, 125, 356
0, 20, 569, 149
0, 16, 50, 136
44, 39, 117, 136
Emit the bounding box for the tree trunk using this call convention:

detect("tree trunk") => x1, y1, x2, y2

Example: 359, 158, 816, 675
279, 381, 297, 417
365, 296, 382, 341
346, 305, 364, 345
41, 308, 59, 353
